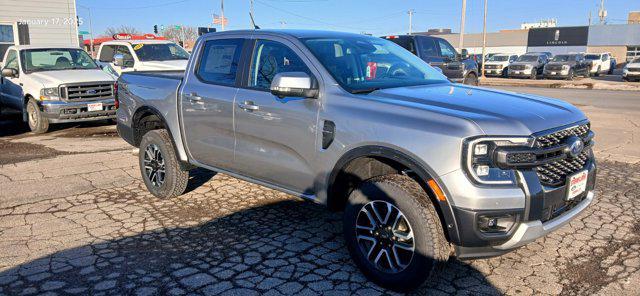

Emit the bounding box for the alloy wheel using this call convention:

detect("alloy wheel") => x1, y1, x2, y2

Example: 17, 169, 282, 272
355, 200, 415, 274
143, 144, 166, 187
27, 103, 37, 129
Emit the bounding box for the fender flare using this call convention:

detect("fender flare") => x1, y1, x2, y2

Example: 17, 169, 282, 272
327, 145, 461, 244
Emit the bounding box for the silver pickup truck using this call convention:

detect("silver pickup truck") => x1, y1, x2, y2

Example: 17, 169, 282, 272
116, 30, 596, 291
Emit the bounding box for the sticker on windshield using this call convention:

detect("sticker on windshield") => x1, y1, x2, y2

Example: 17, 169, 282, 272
133, 44, 144, 51
366, 62, 377, 80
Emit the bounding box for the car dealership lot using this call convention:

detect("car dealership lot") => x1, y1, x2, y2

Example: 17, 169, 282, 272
0, 87, 639, 295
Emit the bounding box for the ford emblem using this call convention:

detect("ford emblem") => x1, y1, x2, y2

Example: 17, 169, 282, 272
86, 89, 97, 95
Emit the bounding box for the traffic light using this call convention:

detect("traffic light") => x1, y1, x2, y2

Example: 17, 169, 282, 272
153, 25, 158, 34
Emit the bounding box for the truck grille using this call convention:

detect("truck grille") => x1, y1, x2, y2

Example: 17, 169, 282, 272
534, 124, 590, 148
485, 64, 500, 69
510, 65, 526, 71
628, 67, 640, 72
535, 150, 590, 187
533, 123, 592, 186
61, 83, 114, 101
546, 65, 563, 71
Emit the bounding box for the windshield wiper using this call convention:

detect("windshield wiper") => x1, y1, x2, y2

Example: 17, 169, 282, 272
350, 87, 381, 94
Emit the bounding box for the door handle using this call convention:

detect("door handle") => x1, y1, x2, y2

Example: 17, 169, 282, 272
186, 92, 203, 103
238, 101, 259, 111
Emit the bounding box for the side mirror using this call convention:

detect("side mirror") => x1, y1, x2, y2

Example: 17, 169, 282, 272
459, 49, 469, 59
270, 72, 318, 99
1, 68, 18, 78
113, 54, 125, 67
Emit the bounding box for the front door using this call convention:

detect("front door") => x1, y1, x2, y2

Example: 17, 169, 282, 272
0, 49, 23, 110
180, 38, 246, 170
436, 39, 463, 80
234, 38, 320, 194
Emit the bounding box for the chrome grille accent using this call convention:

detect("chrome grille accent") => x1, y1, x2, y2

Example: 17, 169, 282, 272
628, 67, 640, 72
510, 65, 526, 71
546, 65, 563, 71
535, 151, 590, 187
534, 124, 590, 148
61, 83, 114, 101
485, 64, 500, 69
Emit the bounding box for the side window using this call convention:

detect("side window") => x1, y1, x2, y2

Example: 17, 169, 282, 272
197, 38, 244, 86
437, 39, 456, 60
510, 55, 517, 62
117, 46, 134, 66
99, 45, 116, 62
602, 54, 608, 61
4, 50, 18, 70
418, 38, 438, 57
248, 40, 311, 90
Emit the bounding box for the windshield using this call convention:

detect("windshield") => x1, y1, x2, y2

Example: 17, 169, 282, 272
488, 55, 509, 62
302, 36, 448, 93
21, 48, 98, 73
552, 55, 576, 62
133, 43, 189, 61
517, 55, 539, 62
584, 54, 600, 60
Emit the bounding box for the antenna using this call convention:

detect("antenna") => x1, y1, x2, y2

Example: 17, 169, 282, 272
250, 11, 260, 29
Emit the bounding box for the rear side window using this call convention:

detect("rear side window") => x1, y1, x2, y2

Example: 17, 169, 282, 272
99, 45, 116, 62
386, 37, 416, 55
197, 38, 244, 86
418, 38, 438, 57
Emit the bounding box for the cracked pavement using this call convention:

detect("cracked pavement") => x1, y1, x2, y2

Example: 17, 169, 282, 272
1, 110, 640, 295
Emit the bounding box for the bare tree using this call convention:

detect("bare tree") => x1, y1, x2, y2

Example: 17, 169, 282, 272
161, 25, 197, 43
103, 25, 141, 36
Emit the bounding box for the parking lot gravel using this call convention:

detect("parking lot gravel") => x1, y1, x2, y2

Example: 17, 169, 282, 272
0, 123, 638, 295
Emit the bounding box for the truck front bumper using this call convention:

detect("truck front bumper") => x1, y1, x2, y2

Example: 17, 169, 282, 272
41, 98, 116, 124
443, 156, 596, 259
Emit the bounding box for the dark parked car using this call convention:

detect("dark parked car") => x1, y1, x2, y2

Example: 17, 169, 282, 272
383, 35, 479, 85
543, 53, 590, 80
508, 53, 549, 79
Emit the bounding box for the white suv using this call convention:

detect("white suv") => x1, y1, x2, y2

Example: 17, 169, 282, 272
483, 54, 518, 77
96, 36, 189, 76
584, 53, 611, 77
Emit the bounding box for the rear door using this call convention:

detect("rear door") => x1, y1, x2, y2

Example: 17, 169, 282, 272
180, 37, 247, 170
233, 37, 321, 194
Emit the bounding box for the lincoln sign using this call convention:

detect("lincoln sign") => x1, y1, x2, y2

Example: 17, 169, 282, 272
527, 26, 589, 47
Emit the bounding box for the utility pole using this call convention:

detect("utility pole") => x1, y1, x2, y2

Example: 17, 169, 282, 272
589, 11, 592, 26
458, 0, 467, 51
221, 0, 225, 31
407, 9, 414, 35
598, 0, 607, 24
78, 5, 95, 57
481, 0, 488, 78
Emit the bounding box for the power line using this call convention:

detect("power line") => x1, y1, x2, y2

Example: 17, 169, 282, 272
79, 0, 194, 10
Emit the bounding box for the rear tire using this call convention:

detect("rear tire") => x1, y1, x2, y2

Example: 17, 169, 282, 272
530, 68, 537, 80
343, 174, 449, 292
594, 66, 600, 77
566, 69, 575, 81
139, 129, 189, 198
26, 98, 49, 134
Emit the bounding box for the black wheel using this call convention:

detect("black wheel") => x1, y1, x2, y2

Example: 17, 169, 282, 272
26, 98, 49, 134
463, 72, 478, 86
530, 68, 537, 80
502, 67, 509, 78
594, 66, 600, 77
343, 174, 449, 292
139, 129, 189, 198
566, 69, 574, 81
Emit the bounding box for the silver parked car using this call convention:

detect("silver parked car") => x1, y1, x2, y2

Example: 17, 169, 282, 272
115, 30, 596, 291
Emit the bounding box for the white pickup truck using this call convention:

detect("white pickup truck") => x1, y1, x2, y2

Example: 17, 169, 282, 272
584, 52, 611, 76
96, 36, 189, 76
0, 45, 116, 133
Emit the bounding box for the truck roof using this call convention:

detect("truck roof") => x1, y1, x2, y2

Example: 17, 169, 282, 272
101, 39, 176, 45
204, 29, 371, 39
9, 45, 81, 50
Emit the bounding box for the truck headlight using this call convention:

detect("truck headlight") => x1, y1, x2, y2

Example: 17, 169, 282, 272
40, 87, 61, 101
463, 137, 533, 185
562, 65, 570, 70
525, 64, 532, 69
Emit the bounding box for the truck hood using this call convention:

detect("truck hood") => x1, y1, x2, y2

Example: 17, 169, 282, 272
29, 69, 115, 87
136, 60, 188, 71
485, 61, 508, 66
546, 62, 573, 67
368, 83, 586, 135
509, 61, 536, 67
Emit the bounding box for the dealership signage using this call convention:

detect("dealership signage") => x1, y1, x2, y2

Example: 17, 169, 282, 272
527, 26, 589, 47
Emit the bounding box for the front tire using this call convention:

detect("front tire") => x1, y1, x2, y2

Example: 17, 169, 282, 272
26, 98, 49, 134
463, 72, 478, 86
530, 68, 537, 80
566, 69, 575, 81
139, 129, 189, 198
343, 174, 449, 291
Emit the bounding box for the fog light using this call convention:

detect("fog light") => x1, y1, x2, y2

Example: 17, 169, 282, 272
477, 214, 516, 233
475, 165, 490, 176
474, 144, 488, 155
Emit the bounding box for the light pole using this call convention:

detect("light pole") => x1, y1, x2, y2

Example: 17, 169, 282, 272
458, 0, 467, 51
408, 9, 414, 35
77, 4, 95, 57
481, 0, 488, 78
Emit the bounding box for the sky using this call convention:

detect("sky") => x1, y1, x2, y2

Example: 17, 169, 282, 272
75, 0, 640, 38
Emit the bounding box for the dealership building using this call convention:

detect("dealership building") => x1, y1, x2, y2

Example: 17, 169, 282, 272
0, 0, 79, 58
421, 17, 640, 65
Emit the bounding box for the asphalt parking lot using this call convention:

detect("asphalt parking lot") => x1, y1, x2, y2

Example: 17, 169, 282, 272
0, 87, 639, 295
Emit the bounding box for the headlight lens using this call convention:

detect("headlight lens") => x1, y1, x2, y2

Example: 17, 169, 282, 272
40, 87, 60, 101
525, 64, 532, 69
562, 65, 570, 70
464, 137, 533, 185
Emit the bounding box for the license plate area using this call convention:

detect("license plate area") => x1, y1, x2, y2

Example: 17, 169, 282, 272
87, 103, 103, 112
566, 170, 588, 200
